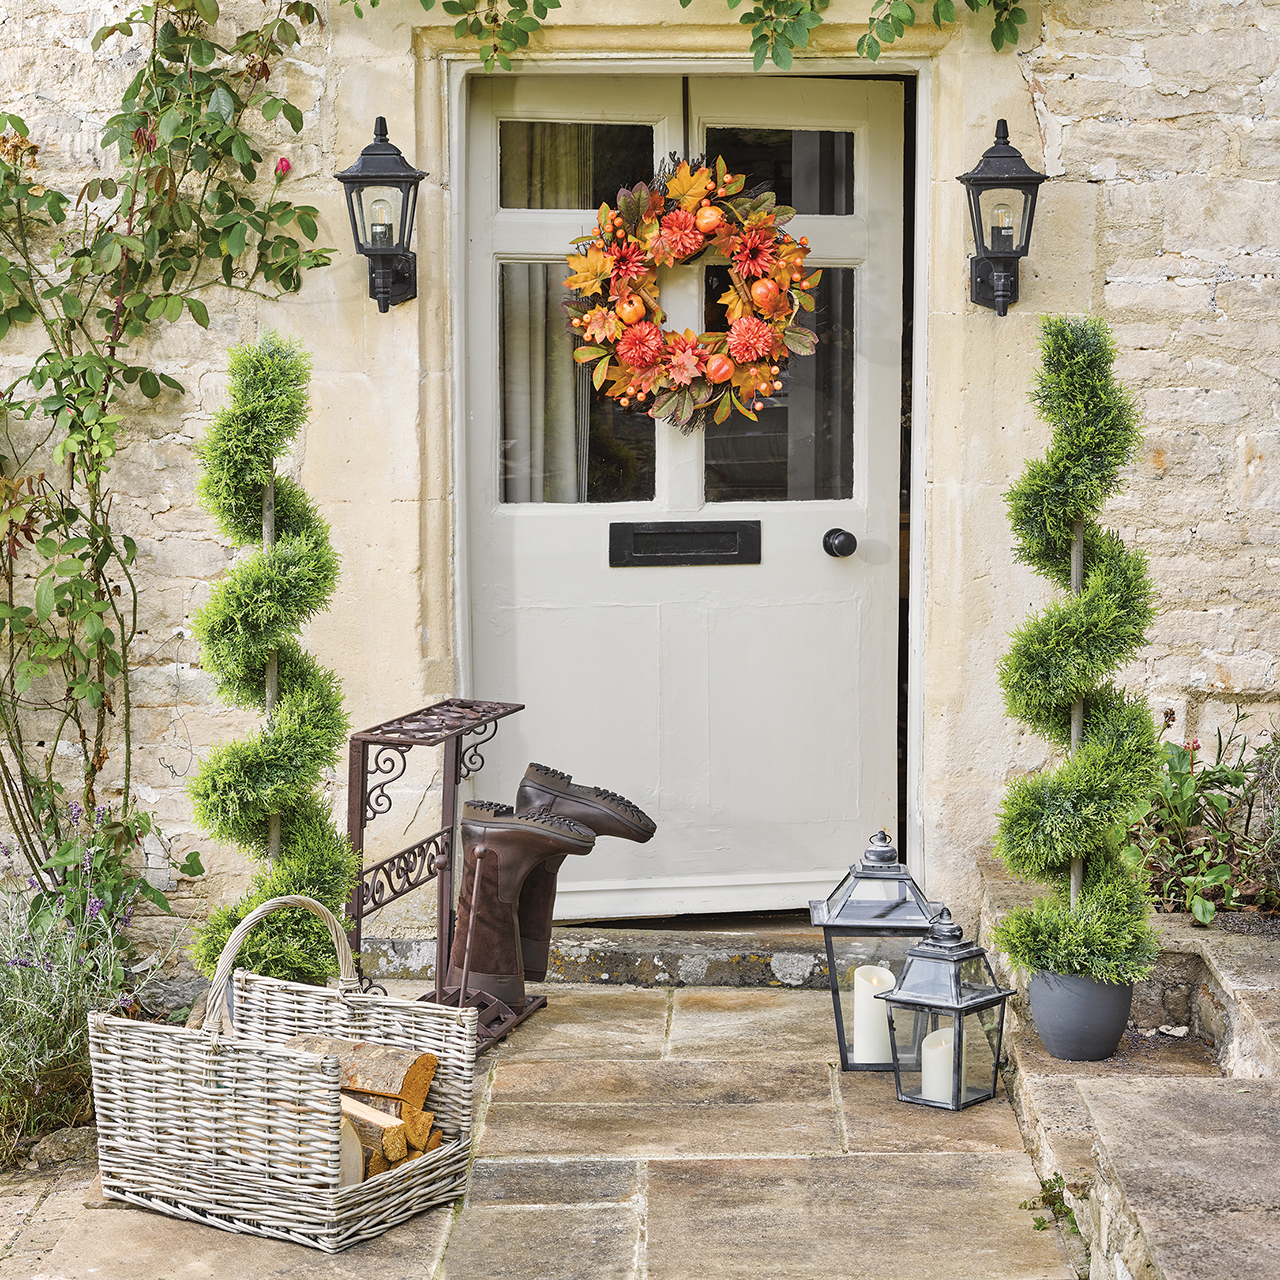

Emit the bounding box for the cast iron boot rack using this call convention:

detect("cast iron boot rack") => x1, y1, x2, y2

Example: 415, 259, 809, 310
345, 697, 542, 1054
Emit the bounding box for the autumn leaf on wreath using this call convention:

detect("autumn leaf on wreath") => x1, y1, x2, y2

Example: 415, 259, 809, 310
564, 245, 613, 297
582, 306, 624, 344
666, 162, 713, 212
718, 285, 752, 324
573, 345, 607, 364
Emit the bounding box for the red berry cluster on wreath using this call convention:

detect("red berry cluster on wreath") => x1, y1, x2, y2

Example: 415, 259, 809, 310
563, 157, 820, 433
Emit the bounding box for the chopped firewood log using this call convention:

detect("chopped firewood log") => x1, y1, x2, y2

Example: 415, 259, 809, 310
339, 1117, 364, 1187
341, 1095, 408, 1163
343, 1090, 433, 1150
284, 1036, 438, 1109
364, 1147, 390, 1178
425, 1128, 443, 1151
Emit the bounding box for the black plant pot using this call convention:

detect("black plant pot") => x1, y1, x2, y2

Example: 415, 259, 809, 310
1028, 972, 1133, 1061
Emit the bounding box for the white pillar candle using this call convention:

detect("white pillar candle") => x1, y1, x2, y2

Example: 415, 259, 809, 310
851, 965, 896, 1063
920, 1024, 968, 1104
920, 1026, 954, 1103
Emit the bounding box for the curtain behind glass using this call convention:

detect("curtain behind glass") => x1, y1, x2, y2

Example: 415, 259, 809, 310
499, 124, 592, 503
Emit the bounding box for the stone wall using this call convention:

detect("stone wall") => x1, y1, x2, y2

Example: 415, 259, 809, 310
1, 0, 1276, 959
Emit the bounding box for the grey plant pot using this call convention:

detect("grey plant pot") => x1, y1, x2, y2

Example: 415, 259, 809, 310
1028, 972, 1133, 1061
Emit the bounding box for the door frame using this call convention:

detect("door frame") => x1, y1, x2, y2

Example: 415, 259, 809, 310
442, 54, 934, 888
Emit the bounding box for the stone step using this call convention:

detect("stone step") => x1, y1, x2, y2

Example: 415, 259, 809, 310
1079, 1077, 1280, 1280
363, 912, 904, 990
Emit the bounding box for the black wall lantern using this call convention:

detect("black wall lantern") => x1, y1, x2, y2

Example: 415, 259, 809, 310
810, 831, 944, 1073
335, 117, 427, 313
955, 119, 1047, 317
876, 909, 1014, 1111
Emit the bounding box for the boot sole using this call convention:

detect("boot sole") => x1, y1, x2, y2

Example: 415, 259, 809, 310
520, 769, 656, 841
462, 801, 595, 849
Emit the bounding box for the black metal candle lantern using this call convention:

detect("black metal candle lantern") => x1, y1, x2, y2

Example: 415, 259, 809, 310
810, 831, 944, 1073
335, 117, 427, 313
955, 119, 1047, 317
876, 909, 1014, 1110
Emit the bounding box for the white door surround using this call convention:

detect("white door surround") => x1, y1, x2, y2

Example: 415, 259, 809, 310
444, 57, 933, 896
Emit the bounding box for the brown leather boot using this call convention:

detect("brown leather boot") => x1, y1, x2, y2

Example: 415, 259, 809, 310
514, 765, 657, 980
448, 800, 594, 1007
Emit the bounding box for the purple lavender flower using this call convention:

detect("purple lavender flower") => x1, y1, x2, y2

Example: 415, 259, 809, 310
87, 896, 104, 922
66, 801, 83, 828
26, 874, 38, 891
82, 844, 93, 875
93, 805, 107, 831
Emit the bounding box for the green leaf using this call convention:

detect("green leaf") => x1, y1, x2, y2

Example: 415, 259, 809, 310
193, 0, 220, 21
209, 86, 235, 124
1191, 896, 1216, 925
226, 221, 248, 256
185, 296, 210, 327
179, 850, 205, 877
771, 40, 794, 70
296, 213, 317, 240
34, 577, 54, 624
281, 102, 303, 133
139, 370, 161, 398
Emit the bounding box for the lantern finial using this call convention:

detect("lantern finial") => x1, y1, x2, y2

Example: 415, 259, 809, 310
374, 116, 388, 143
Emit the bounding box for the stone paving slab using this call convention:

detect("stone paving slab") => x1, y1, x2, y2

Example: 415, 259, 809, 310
31, 1199, 452, 1279
1079, 1077, 1280, 1280
490, 986, 671, 1062
643, 1155, 1072, 1280
840, 1069, 1028, 1154
667, 987, 837, 1060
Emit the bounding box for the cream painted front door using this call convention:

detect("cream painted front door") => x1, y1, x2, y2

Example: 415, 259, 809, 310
464, 74, 903, 919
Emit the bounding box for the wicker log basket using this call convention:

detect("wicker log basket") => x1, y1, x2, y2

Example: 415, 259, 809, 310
89, 895, 477, 1252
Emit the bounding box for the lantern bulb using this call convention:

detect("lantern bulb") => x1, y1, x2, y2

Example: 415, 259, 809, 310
990, 202, 1014, 254
369, 198, 393, 249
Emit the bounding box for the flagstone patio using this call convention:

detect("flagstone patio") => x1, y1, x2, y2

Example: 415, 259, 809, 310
20, 984, 1075, 1280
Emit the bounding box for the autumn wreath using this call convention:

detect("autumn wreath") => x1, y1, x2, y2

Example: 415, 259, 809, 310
563, 157, 820, 434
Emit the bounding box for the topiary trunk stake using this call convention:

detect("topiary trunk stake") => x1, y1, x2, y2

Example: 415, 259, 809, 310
187, 333, 359, 985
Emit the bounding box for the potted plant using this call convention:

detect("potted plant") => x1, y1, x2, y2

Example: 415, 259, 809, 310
991, 314, 1162, 1061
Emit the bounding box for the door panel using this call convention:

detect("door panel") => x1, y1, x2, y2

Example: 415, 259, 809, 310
465, 74, 903, 918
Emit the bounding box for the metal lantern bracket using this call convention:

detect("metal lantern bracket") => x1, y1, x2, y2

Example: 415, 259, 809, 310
345, 697, 540, 1055
955, 119, 1048, 317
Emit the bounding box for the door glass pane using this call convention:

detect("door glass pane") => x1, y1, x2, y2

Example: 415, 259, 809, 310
705, 127, 854, 214
499, 263, 656, 504
703, 266, 854, 502
500, 122, 655, 209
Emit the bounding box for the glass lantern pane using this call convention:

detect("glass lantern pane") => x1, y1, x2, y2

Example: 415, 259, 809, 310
977, 188, 1028, 255
889, 1008, 956, 1105
353, 185, 404, 250
958, 955, 999, 1001
961, 1006, 1002, 1105
895, 954, 957, 1005
827, 938, 908, 1070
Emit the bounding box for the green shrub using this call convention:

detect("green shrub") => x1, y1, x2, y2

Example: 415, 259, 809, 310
188, 334, 356, 984
994, 315, 1160, 977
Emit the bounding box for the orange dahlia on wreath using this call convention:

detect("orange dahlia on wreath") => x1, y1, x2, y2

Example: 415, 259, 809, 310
727, 315, 778, 364
563, 154, 820, 432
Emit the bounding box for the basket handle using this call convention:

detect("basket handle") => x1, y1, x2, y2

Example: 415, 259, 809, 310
201, 894, 361, 1035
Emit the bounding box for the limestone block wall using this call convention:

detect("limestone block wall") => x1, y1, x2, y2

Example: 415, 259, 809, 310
0, 0, 1275, 951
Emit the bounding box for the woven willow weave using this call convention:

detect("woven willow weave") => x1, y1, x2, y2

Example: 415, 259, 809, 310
89, 895, 477, 1252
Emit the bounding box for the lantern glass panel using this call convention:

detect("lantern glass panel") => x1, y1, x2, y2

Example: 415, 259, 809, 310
959, 954, 1000, 999
895, 953, 957, 1004
825, 938, 908, 1071
961, 1006, 1003, 1105
351, 185, 405, 252
888, 1007, 960, 1105
977, 187, 1031, 256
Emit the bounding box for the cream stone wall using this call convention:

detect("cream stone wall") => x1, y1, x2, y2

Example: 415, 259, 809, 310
3, 0, 1276, 958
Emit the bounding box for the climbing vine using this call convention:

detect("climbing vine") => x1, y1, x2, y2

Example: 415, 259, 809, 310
0, 0, 331, 905
187, 333, 358, 984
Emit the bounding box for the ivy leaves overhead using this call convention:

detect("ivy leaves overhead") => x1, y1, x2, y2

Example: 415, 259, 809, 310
343, 0, 1028, 70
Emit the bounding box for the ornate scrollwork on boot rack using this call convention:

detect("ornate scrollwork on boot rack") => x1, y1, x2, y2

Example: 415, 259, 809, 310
345, 698, 527, 1046
457, 720, 499, 782
360, 828, 449, 912
364, 744, 411, 823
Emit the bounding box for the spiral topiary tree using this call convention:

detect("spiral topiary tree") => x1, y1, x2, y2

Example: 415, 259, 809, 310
995, 315, 1159, 925
188, 333, 358, 984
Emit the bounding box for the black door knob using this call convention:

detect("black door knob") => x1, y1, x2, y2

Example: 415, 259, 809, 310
823, 528, 858, 558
